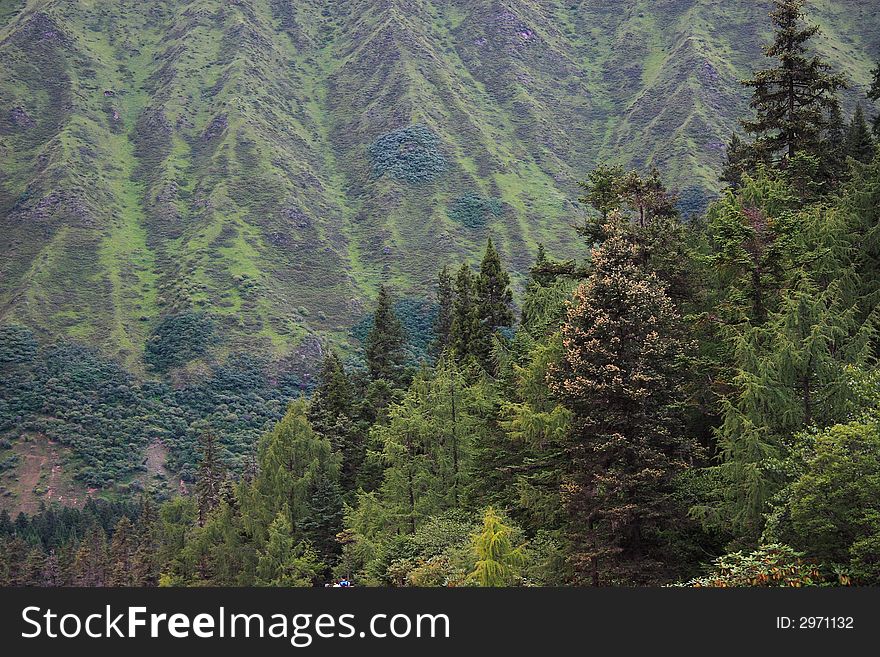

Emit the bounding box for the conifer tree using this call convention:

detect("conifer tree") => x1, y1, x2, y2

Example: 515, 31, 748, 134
696, 273, 875, 544
195, 430, 225, 526
548, 217, 696, 585
474, 239, 514, 370
132, 498, 161, 586
820, 100, 847, 187
246, 401, 343, 550
73, 523, 108, 587
42, 550, 62, 587
256, 511, 324, 587
451, 264, 480, 363
109, 516, 135, 586
365, 285, 407, 383
24, 547, 46, 586
741, 0, 846, 164
434, 265, 455, 356
869, 61, 880, 135
721, 132, 749, 189
468, 507, 523, 586
845, 104, 875, 164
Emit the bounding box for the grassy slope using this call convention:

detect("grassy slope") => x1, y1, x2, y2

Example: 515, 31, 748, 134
0, 0, 878, 370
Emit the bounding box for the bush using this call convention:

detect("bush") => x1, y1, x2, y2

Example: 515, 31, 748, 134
144, 312, 215, 372
447, 193, 503, 229
367, 125, 447, 183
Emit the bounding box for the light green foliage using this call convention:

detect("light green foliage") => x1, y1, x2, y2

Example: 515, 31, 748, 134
468, 507, 523, 587
257, 511, 324, 587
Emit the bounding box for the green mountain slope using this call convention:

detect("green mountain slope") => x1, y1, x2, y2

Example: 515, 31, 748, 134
1, 0, 878, 371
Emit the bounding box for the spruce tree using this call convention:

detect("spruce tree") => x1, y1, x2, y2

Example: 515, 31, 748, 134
721, 132, 749, 189
256, 511, 324, 587
820, 100, 847, 187
451, 264, 480, 363
548, 218, 696, 585
195, 430, 225, 526
365, 285, 407, 383
845, 104, 875, 164
73, 523, 108, 587
433, 265, 455, 356
109, 517, 135, 586
869, 61, 880, 135
475, 238, 514, 370
741, 0, 846, 163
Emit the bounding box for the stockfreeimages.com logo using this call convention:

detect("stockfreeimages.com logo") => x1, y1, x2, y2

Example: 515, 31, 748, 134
22, 606, 451, 647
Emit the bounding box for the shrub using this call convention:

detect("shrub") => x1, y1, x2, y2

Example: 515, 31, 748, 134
447, 193, 503, 229
367, 125, 447, 183
144, 312, 215, 372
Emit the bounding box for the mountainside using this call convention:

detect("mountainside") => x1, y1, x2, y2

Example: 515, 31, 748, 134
1, 0, 879, 371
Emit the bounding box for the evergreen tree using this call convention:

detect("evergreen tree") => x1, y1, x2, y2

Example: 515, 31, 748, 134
195, 430, 225, 526
365, 285, 407, 383
844, 104, 875, 164
820, 100, 848, 187
109, 516, 135, 586
696, 273, 875, 544
132, 498, 161, 586
24, 547, 46, 587
468, 507, 523, 586
548, 218, 697, 585
73, 523, 108, 587
42, 550, 62, 587
256, 511, 324, 587
434, 265, 455, 356
474, 239, 514, 370
721, 132, 749, 189
741, 0, 846, 163
869, 61, 880, 135
451, 264, 480, 364
245, 401, 343, 553
309, 351, 363, 493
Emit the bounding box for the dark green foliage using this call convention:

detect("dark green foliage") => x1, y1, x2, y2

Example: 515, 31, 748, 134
0, 325, 37, 363
844, 104, 875, 164
740, 0, 847, 164
367, 125, 447, 183
144, 312, 215, 372
365, 286, 407, 383
433, 266, 454, 356
447, 193, 503, 229
352, 297, 437, 365
869, 62, 880, 135
548, 219, 698, 585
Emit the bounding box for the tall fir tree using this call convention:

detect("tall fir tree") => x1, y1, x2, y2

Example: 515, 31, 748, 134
741, 0, 846, 164
474, 238, 514, 370
434, 265, 455, 356
548, 218, 697, 585
720, 132, 749, 189
365, 285, 407, 383
195, 430, 225, 526
845, 103, 875, 164
869, 61, 880, 135
109, 516, 135, 586
451, 264, 480, 364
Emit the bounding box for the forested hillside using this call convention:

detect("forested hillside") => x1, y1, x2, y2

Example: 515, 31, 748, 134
2, 1, 880, 587
1, 0, 878, 366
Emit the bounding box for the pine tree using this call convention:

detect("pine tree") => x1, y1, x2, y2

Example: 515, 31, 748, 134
468, 507, 523, 586
24, 547, 46, 586
308, 351, 363, 493
433, 265, 455, 356
256, 511, 324, 587
845, 104, 875, 164
696, 273, 875, 544
820, 100, 847, 187
195, 430, 225, 526
741, 0, 846, 164
365, 285, 407, 383
548, 218, 697, 585
869, 61, 880, 135
721, 132, 749, 189
245, 400, 343, 548
451, 264, 480, 363
474, 239, 514, 370
109, 516, 135, 586
73, 523, 108, 587
42, 550, 62, 587
132, 498, 161, 586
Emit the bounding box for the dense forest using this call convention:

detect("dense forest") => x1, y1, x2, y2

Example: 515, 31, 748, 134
2, 0, 880, 587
